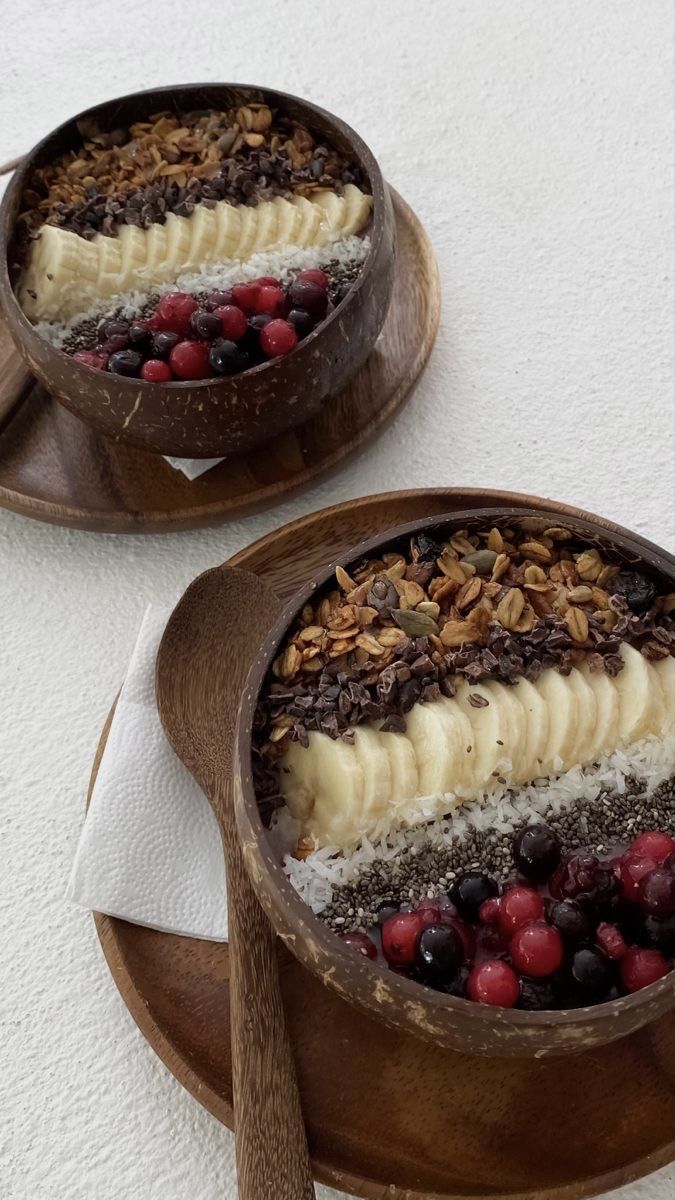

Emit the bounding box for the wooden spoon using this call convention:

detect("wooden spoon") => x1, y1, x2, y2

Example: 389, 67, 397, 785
156, 565, 315, 1199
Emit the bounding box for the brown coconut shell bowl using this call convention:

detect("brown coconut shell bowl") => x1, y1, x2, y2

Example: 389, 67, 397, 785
235, 505, 675, 1058
0, 83, 395, 458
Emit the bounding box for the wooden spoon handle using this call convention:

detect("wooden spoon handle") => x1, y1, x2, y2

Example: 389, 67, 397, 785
225, 812, 315, 1198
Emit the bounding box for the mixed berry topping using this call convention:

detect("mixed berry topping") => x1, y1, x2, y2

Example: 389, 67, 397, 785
66, 266, 343, 381
340, 822, 675, 1009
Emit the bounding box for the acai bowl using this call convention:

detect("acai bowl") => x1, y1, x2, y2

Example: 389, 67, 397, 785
0, 83, 394, 457
236, 505, 675, 1057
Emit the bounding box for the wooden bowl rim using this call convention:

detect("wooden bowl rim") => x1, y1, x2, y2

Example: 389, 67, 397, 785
0, 81, 388, 392
235, 503, 675, 1043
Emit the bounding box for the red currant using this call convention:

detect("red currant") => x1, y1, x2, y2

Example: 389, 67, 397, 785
510, 923, 564, 978
596, 922, 628, 960
467, 961, 520, 1007
414, 897, 441, 926
141, 359, 173, 382
253, 275, 280, 287
259, 318, 298, 358
341, 932, 377, 960
638, 868, 675, 917
154, 292, 199, 335
620, 947, 671, 993
215, 305, 248, 342
231, 282, 260, 313
381, 911, 423, 966
297, 267, 329, 289
169, 340, 212, 381
629, 832, 675, 864
72, 350, 107, 370
443, 916, 477, 962
479, 897, 501, 926
254, 285, 285, 316
498, 887, 544, 937
619, 853, 657, 901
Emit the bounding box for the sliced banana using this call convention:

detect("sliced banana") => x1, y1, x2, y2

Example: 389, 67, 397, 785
566, 668, 598, 767
615, 643, 655, 743
582, 667, 620, 757
537, 668, 579, 772
21, 186, 374, 320
384, 731, 419, 809
116, 225, 147, 278
405, 700, 458, 796
653, 655, 675, 731
453, 680, 507, 791
353, 725, 392, 828
187, 205, 219, 265
280, 641, 675, 846
511, 677, 549, 781
215, 203, 241, 260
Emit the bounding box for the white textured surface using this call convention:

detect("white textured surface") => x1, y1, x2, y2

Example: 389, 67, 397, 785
0, 1, 673, 1197
67, 605, 229, 940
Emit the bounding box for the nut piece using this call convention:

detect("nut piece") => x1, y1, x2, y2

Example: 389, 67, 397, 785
439, 619, 482, 648
392, 609, 440, 637
566, 585, 593, 603
576, 549, 603, 581
565, 607, 590, 643
496, 587, 526, 629
335, 565, 356, 592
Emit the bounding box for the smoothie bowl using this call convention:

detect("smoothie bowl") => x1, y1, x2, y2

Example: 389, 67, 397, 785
235, 506, 675, 1056
0, 83, 394, 457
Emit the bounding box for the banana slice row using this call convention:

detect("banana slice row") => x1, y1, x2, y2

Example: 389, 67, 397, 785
280, 646, 675, 847
20, 185, 373, 321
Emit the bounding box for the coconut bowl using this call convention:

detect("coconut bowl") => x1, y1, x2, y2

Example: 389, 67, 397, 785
235, 504, 675, 1057
0, 83, 395, 458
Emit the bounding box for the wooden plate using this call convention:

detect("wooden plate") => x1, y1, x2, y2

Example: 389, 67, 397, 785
0, 191, 437, 533
90, 489, 675, 1200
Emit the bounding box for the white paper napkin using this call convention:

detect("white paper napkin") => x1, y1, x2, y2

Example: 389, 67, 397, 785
67, 605, 228, 940
163, 456, 224, 479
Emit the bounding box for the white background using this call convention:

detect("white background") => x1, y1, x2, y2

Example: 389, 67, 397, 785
1, 1, 673, 1197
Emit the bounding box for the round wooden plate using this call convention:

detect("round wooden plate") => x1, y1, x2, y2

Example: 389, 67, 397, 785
0, 190, 437, 533
90, 489, 675, 1200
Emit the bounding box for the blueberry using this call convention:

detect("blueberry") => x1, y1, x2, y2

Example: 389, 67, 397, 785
639, 868, 675, 917
208, 338, 250, 376
449, 871, 499, 920
287, 278, 328, 319
108, 349, 142, 377
376, 899, 400, 925
570, 948, 614, 1000
242, 313, 273, 357
512, 824, 561, 882
518, 979, 557, 1011
205, 288, 234, 311
286, 308, 315, 339
128, 323, 151, 348
101, 334, 129, 355
644, 913, 675, 954
548, 899, 594, 943
332, 279, 353, 306
190, 310, 222, 341
613, 570, 656, 614
152, 330, 181, 358
97, 317, 129, 342
440, 966, 470, 998
411, 533, 443, 563
416, 924, 464, 982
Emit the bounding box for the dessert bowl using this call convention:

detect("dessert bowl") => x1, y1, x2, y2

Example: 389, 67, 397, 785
0, 83, 395, 457
235, 505, 675, 1057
